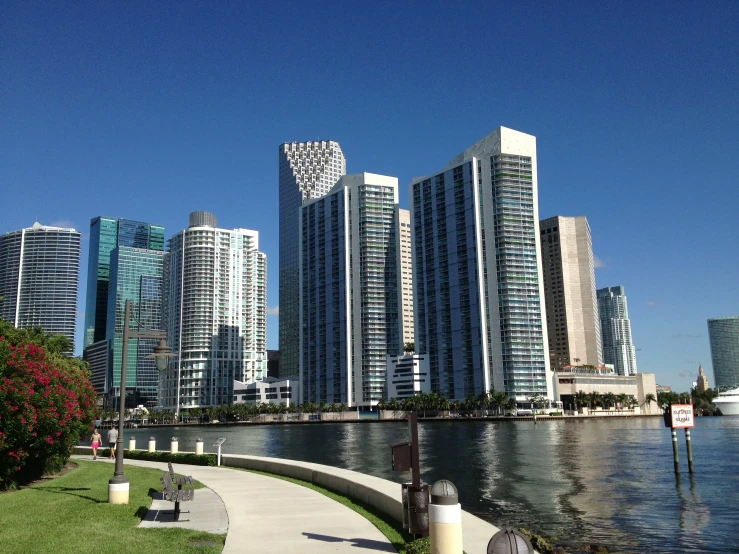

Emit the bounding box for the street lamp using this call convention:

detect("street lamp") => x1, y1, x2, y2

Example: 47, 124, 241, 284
108, 299, 175, 505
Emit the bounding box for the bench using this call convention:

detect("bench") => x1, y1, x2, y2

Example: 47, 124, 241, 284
168, 462, 194, 487
160, 470, 195, 521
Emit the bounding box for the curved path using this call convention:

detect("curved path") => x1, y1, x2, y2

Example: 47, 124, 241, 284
76, 456, 396, 553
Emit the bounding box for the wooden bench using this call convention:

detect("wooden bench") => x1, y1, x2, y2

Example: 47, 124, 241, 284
160, 470, 194, 521
168, 462, 194, 487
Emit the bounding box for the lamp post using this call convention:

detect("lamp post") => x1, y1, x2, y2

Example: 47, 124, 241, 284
108, 299, 175, 505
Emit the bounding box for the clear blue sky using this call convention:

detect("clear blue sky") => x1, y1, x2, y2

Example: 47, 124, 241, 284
1, 1, 737, 391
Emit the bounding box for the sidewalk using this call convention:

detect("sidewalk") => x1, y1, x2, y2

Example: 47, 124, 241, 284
75, 456, 396, 553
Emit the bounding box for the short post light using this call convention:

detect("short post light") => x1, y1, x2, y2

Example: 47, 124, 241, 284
429, 480, 462, 554
487, 528, 534, 554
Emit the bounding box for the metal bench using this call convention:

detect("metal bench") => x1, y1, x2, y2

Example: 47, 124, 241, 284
168, 462, 194, 487
160, 469, 194, 521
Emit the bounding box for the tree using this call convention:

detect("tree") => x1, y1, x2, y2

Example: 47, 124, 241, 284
642, 393, 656, 414
574, 390, 589, 414
587, 391, 601, 410
403, 342, 415, 354
602, 392, 617, 410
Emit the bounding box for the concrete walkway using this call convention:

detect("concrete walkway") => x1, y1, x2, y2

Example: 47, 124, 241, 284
75, 456, 396, 553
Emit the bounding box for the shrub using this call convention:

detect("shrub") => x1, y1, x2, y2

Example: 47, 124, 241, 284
404, 537, 430, 554
0, 339, 99, 488
100, 449, 217, 467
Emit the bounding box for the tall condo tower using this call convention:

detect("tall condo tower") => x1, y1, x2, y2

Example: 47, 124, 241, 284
540, 216, 602, 370
707, 316, 739, 388
597, 286, 637, 375
84, 217, 164, 347
398, 208, 415, 347
300, 173, 401, 407
411, 127, 552, 404
0, 222, 80, 351
161, 212, 267, 411
279, 141, 345, 378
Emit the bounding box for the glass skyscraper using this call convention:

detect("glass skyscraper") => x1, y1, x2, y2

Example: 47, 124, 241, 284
0, 222, 80, 352
84, 217, 164, 347
106, 246, 165, 407
411, 127, 552, 403
300, 173, 401, 407
161, 212, 267, 411
279, 141, 345, 378
708, 316, 739, 389
597, 286, 637, 376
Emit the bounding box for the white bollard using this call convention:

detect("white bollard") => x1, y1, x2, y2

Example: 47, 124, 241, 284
195, 439, 204, 456
128, 436, 136, 451
148, 437, 156, 452
429, 480, 463, 554
170, 437, 178, 454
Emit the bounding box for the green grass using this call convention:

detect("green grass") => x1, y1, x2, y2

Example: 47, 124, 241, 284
232, 467, 427, 554
0, 461, 225, 554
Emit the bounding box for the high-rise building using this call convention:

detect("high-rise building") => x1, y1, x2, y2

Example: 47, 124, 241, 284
539, 216, 602, 370
300, 173, 401, 407
161, 211, 267, 411
398, 208, 415, 347
707, 316, 739, 388
0, 222, 80, 351
105, 246, 166, 408
84, 217, 164, 347
597, 286, 637, 376
279, 141, 345, 378
695, 364, 710, 393
411, 127, 553, 404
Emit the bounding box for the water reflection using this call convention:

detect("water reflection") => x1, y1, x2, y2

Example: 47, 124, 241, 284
139, 417, 739, 553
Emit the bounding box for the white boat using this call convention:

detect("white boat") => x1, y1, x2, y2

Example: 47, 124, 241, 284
714, 387, 739, 416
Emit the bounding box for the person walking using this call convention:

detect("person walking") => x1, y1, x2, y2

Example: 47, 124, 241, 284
90, 428, 103, 460
107, 427, 118, 459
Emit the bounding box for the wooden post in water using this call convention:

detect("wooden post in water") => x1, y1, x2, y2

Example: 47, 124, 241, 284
685, 429, 694, 474
671, 428, 679, 474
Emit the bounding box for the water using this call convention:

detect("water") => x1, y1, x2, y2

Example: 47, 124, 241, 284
134, 417, 739, 553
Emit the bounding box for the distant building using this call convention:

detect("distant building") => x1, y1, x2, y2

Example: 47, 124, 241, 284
233, 377, 298, 406
0, 222, 81, 352
279, 140, 346, 379
554, 368, 657, 413
597, 286, 638, 376
695, 365, 710, 393
267, 350, 280, 379
161, 211, 267, 411
708, 316, 739, 389
83, 339, 108, 396
300, 173, 402, 408
398, 209, 415, 347
656, 384, 672, 394
411, 126, 552, 404
386, 354, 430, 400
540, 216, 602, 370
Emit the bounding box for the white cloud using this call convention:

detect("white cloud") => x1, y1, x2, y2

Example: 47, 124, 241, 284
678, 370, 694, 378
593, 255, 607, 268
266, 305, 279, 317
50, 220, 76, 229
646, 300, 664, 307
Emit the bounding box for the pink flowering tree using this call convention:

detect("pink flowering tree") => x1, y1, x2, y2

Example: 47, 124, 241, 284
0, 334, 99, 488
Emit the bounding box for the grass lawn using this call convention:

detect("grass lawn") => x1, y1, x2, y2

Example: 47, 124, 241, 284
235, 467, 427, 554
0, 460, 225, 554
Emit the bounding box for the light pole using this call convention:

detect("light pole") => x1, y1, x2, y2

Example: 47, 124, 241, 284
108, 299, 175, 504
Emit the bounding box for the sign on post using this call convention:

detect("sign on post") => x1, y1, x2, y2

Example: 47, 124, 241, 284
670, 404, 694, 428
213, 438, 226, 466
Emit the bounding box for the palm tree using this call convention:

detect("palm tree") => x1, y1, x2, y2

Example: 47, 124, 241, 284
403, 342, 415, 354
588, 391, 601, 411
574, 390, 589, 414
642, 393, 657, 414
616, 393, 628, 412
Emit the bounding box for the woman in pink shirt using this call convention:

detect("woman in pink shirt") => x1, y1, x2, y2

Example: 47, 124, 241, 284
90, 428, 102, 460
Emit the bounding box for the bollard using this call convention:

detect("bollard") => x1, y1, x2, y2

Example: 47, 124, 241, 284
128, 436, 136, 451
429, 480, 462, 554
487, 528, 533, 554
148, 437, 156, 452
671, 428, 679, 474
170, 437, 178, 454
685, 429, 694, 474
195, 438, 204, 456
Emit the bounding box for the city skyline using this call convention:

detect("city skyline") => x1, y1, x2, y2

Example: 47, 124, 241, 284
2, 2, 737, 392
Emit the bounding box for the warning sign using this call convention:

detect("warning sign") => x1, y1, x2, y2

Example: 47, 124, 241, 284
670, 404, 694, 429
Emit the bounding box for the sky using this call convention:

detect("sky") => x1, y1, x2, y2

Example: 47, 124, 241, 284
1, 1, 737, 391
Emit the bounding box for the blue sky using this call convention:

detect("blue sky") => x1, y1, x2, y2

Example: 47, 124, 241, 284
1, 1, 737, 391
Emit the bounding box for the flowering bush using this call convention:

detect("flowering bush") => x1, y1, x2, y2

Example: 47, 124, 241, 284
0, 337, 99, 488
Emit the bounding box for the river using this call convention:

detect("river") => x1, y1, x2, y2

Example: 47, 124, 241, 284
131, 416, 738, 553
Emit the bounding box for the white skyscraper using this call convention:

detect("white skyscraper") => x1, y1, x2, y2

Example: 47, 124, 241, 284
398, 208, 415, 347
161, 211, 267, 411
597, 286, 637, 376
0, 222, 80, 352
279, 140, 346, 379
411, 127, 553, 404
300, 173, 402, 408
